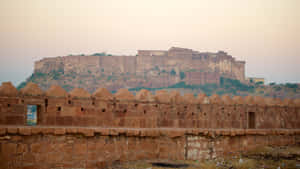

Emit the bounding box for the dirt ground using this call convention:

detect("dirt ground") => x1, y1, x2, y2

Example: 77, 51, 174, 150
110, 145, 300, 169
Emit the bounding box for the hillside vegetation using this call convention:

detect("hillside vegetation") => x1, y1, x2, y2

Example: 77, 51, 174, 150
18, 71, 299, 99
127, 77, 300, 98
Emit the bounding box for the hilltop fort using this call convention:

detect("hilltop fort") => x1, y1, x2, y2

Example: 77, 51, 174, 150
31, 47, 245, 92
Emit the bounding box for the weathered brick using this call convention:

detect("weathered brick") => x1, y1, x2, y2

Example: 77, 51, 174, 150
167, 130, 185, 138
78, 128, 94, 137
109, 129, 119, 136
94, 128, 109, 135
42, 128, 54, 135
2, 143, 17, 154
31, 127, 42, 134
230, 130, 236, 136
18, 127, 31, 135
21, 165, 40, 169
47, 152, 63, 163
54, 128, 66, 135
66, 127, 77, 134
142, 129, 160, 137
126, 129, 140, 136
31, 143, 44, 153
73, 143, 87, 155
11, 135, 23, 141
96, 161, 107, 169
7, 127, 18, 134
0, 128, 7, 135
17, 143, 27, 154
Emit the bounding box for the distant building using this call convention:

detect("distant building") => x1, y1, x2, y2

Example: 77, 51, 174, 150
247, 77, 265, 84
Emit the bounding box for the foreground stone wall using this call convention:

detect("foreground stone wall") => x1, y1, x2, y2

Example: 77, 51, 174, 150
0, 82, 299, 129
0, 81, 299, 168
0, 126, 299, 169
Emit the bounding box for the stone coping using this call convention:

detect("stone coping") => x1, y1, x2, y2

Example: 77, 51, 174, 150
0, 126, 299, 138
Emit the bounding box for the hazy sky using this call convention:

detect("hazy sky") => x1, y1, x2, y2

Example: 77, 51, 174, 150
0, 0, 299, 86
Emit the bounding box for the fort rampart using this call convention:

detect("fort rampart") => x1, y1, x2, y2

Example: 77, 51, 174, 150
0, 126, 299, 169
1, 82, 299, 129
0, 81, 299, 169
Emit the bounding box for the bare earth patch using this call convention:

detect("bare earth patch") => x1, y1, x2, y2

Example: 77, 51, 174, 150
110, 145, 300, 169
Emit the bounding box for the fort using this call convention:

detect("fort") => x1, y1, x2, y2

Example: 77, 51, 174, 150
0, 81, 299, 168
32, 47, 246, 92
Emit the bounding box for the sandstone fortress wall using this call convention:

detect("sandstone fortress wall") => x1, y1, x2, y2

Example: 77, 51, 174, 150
33, 47, 245, 91
1, 82, 299, 128
0, 126, 299, 169
0, 82, 300, 168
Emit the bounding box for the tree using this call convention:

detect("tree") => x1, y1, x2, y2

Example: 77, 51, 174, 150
180, 72, 186, 80
170, 69, 176, 76
92, 52, 106, 56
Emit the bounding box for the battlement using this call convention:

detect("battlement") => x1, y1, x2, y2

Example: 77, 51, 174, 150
0, 82, 299, 129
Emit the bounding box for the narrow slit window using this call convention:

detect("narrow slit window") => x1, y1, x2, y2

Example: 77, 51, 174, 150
248, 112, 255, 129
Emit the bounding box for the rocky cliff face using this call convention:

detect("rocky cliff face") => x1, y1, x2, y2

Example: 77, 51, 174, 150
25, 47, 245, 93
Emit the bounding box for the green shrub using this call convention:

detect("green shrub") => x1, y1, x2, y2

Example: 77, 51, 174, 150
17, 81, 27, 90
180, 71, 186, 80
107, 75, 113, 81
170, 69, 176, 76
285, 83, 298, 89
92, 52, 106, 56
255, 81, 264, 85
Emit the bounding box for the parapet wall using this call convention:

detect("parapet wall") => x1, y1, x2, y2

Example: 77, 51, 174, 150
0, 82, 299, 129
0, 126, 299, 169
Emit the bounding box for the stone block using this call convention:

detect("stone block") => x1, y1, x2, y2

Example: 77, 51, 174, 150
126, 129, 140, 136
96, 161, 107, 169
31, 143, 44, 153
78, 128, 94, 137
109, 129, 119, 136
66, 127, 77, 134
7, 127, 18, 134
31, 127, 42, 134
2, 143, 17, 154
54, 128, 66, 135
167, 130, 185, 138
73, 142, 87, 155
42, 128, 55, 135
0, 128, 6, 135
18, 127, 31, 135
16, 143, 27, 154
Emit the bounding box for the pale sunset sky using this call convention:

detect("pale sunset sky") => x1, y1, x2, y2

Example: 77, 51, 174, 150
0, 0, 299, 85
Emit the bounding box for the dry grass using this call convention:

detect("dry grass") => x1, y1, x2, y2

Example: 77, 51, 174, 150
279, 146, 300, 155
117, 146, 300, 169
246, 146, 274, 156
231, 159, 257, 169
197, 161, 217, 169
